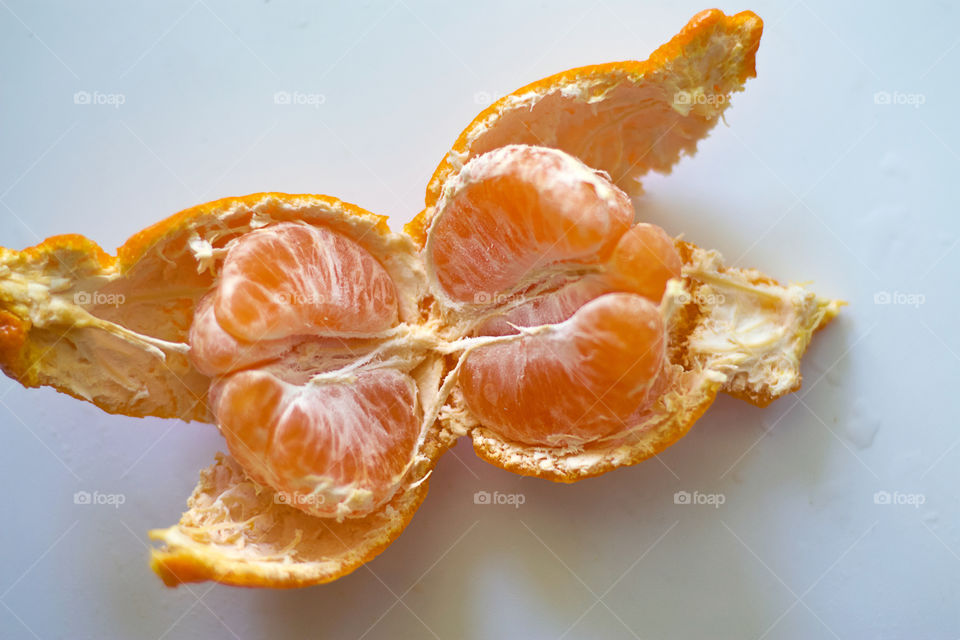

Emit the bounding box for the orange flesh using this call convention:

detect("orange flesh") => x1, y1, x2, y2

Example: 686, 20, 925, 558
215, 222, 399, 342
214, 369, 420, 516
429, 146, 633, 302
189, 221, 418, 518
460, 293, 665, 446
609, 223, 683, 301
189, 293, 302, 377
424, 146, 682, 446
475, 275, 612, 336
475, 224, 682, 336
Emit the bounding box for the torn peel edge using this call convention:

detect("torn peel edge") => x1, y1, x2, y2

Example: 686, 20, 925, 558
420, 8, 764, 223
721, 296, 844, 408
0, 191, 392, 283
0, 235, 117, 383
674, 240, 845, 408
148, 472, 432, 589
118, 192, 392, 270
0, 309, 29, 381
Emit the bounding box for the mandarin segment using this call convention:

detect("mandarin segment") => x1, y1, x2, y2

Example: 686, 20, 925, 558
608, 223, 683, 301
427, 145, 633, 303
472, 221, 682, 336
215, 222, 399, 342
214, 368, 421, 518
459, 293, 665, 447
189, 292, 300, 377
474, 275, 611, 336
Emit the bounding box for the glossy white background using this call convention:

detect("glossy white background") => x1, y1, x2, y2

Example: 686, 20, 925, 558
1, 1, 957, 638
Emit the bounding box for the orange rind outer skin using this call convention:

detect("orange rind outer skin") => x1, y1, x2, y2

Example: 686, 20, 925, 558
149, 428, 454, 589
117, 192, 390, 271
407, 9, 764, 245
149, 474, 431, 589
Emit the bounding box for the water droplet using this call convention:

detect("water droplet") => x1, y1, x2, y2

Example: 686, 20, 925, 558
825, 365, 845, 389
844, 399, 881, 450
880, 151, 907, 179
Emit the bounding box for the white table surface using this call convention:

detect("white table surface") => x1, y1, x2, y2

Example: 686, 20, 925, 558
1, 1, 957, 638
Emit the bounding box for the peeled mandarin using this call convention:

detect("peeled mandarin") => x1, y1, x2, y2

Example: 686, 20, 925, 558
187, 220, 419, 519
